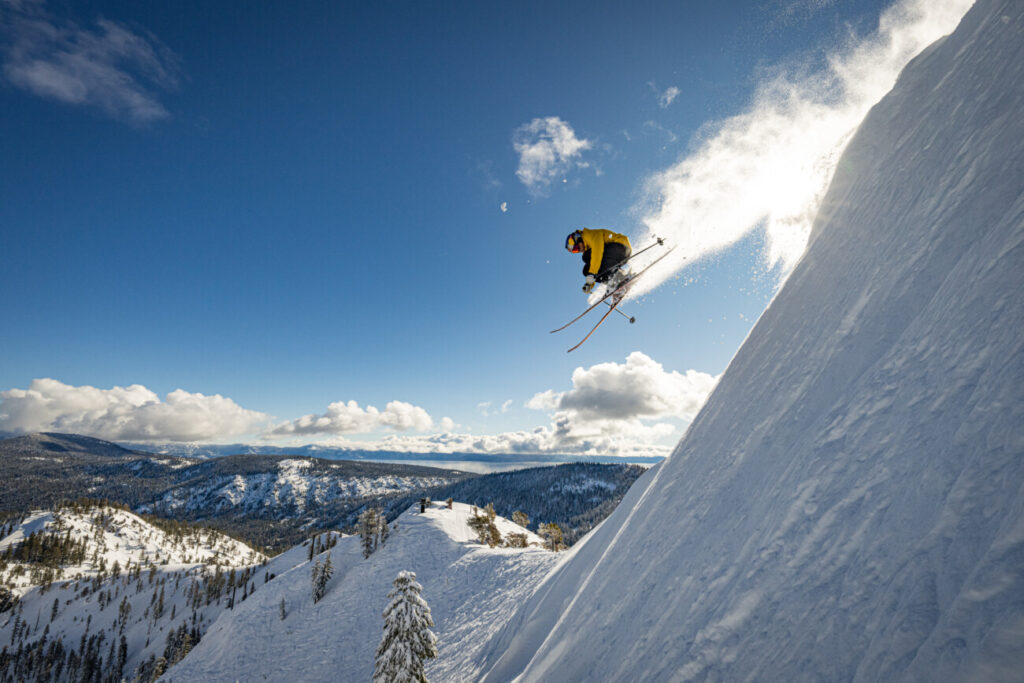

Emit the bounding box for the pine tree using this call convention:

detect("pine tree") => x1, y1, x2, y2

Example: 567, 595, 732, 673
539, 522, 564, 551
311, 552, 333, 604
311, 559, 322, 602
374, 571, 438, 683
512, 511, 530, 529
377, 509, 389, 548
360, 509, 378, 559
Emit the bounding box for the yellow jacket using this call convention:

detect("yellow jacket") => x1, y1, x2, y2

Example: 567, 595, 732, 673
581, 228, 632, 276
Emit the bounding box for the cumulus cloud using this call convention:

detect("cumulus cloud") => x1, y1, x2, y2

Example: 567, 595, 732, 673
527, 352, 718, 449
628, 0, 973, 298
1, 2, 182, 123
270, 399, 434, 437
513, 116, 593, 194
0, 378, 269, 441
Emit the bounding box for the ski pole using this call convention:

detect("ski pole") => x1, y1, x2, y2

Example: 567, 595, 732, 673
606, 300, 636, 324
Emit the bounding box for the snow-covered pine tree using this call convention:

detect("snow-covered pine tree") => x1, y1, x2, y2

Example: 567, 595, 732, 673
359, 509, 378, 559
373, 571, 438, 683
311, 558, 323, 603
377, 508, 389, 548
311, 552, 333, 604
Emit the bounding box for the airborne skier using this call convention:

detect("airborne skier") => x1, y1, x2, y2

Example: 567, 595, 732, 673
554, 233, 673, 352
565, 228, 633, 293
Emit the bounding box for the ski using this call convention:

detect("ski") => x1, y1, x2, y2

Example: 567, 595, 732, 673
551, 245, 675, 335
552, 241, 671, 335
567, 296, 626, 352
549, 276, 632, 333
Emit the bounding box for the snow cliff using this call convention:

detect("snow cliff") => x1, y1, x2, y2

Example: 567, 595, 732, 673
479, 1, 1024, 680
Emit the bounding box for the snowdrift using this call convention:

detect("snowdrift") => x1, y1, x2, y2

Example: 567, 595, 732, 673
479, 1, 1024, 681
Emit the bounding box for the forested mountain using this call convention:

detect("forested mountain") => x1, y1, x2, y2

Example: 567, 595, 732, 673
1, 434, 646, 553
0, 500, 281, 682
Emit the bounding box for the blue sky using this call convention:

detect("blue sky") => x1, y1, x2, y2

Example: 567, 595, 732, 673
0, 0, 970, 457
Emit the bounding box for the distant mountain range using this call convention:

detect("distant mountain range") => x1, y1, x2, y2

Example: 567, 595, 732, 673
116, 438, 665, 465
0, 433, 645, 553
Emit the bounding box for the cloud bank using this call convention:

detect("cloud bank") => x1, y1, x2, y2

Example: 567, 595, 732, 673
628, 0, 973, 298
1, 2, 182, 123
0, 355, 712, 458
0, 378, 268, 442
514, 116, 593, 194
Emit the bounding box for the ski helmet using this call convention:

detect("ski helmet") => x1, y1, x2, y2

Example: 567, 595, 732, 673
565, 230, 584, 253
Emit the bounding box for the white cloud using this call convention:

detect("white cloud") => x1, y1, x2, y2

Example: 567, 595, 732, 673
527, 351, 719, 450
360, 429, 672, 460
1, 2, 182, 123
477, 399, 515, 418
659, 86, 681, 108
0, 378, 269, 441
628, 0, 973, 299
513, 116, 593, 195
270, 399, 434, 437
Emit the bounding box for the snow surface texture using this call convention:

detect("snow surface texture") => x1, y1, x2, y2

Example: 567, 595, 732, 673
478, 2, 1024, 681
166, 502, 559, 682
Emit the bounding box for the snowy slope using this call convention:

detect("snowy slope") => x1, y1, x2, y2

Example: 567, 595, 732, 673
165, 502, 559, 682
0, 505, 275, 680
478, 2, 1024, 681
1, 506, 264, 596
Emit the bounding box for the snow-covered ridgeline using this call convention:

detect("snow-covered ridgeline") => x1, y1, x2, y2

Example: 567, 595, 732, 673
146, 461, 455, 515
477, 2, 1024, 681
164, 502, 559, 682
1, 506, 264, 596
1, 508, 312, 681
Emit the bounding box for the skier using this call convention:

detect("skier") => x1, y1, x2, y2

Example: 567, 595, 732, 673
565, 228, 633, 293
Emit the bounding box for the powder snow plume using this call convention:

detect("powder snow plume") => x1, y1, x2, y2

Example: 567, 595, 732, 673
628, 0, 973, 299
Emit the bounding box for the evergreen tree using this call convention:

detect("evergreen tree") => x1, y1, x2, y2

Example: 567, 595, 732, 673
373, 571, 437, 683
467, 504, 502, 547
359, 509, 378, 559
512, 511, 530, 529
311, 558, 322, 602
539, 522, 564, 551
311, 552, 333, 604
377, 509, 389, 548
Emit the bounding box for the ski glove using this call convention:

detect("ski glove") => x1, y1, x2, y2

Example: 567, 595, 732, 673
582, 274, 596, 293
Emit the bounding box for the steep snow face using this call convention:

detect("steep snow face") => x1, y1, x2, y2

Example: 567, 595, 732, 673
479, 2, 1024, 682
167, 502, 559, 682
